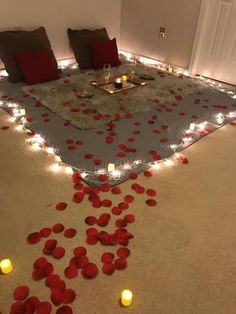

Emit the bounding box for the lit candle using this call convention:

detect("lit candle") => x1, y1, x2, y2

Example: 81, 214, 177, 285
115, 78, 122, 83
114, 78, 123, 89
0, 259, 13, 274
168, 66, 173, 73
19, 109, 26, 116
121, 289, 133, 307
108, 163, 115, 172
122, 75, 128, 82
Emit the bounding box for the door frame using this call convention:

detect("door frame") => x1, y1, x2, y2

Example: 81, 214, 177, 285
189, 0, 212, 75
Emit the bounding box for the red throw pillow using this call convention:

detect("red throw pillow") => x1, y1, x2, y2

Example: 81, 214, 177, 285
90, 38, 120, 70
15, 49, 59, 85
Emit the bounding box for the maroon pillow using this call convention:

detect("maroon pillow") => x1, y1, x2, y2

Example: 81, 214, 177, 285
89, 38, 120, 70
15, 49, 59, 85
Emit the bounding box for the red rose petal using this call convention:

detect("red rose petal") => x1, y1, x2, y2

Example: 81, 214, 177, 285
124, 195, 134, 203
64, 265, 78, 279
124, 214, 135, 223
25, 296, 40, 310
144, 170, 152, 177
111, 186, 121, 194
33, 257, 48, 269
62, 289, 76, 304
51, 290, 63, 306
10, 302, 23, 314
93, 159, 102, 166
82, 263, 99, 279
86, 235, 98, 245
85, 216, 97, 225
36, 302, 52, 314
146, 189, 157, 197
13, 285, 30, 301
52, 223, 65, 233
56, 202, 68, 211
44, 239, 57, 251
114, 258, 128, 270
1, 126, 10, 130
64, 228, 77, 238
74, 255, 89, 268
98, 174, 108, 182
101, 252, 114, 264
146, 199, 157, 206
52, 247, 65, 259
73, 246, 87, 257
129, 172, 138, 180
115, 219, 127, 228
84, 153, 93, 159
40, 227, 52, 238
102, 199, 112, 207
116, 247, 131, 258
27, 232, 41, 245
118, 202, 129, 210
56, 306, 73, 314
86, 228, 98, 236
112, 206, 122, 215
102, 263, 115, 275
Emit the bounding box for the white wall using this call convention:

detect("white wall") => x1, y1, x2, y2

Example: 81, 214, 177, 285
0, 0, 122, 67
121, 0, 202, 69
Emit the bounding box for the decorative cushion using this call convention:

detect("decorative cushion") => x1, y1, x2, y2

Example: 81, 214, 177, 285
0, 27, 58, 83
67, 28, 109, 69
15, 49, 59, 85
89, 38, 120, 70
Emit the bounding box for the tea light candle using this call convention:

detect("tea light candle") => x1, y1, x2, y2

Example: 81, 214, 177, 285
108, 163, 115, 172
0, 259, 13, 274
114, 78, 123, 89
168, 66, 173, 73
122, 75, 128, 82
19, 109, 26, 116
121, 289, 133, 307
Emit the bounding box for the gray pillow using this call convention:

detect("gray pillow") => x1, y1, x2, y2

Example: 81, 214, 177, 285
0, 26, 58, 83
67, 28, 109, 69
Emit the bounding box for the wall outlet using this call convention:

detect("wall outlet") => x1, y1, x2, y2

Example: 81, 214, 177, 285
159, 27, 166, 38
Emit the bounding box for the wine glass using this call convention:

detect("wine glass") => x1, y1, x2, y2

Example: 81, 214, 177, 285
103, 63, 111, 85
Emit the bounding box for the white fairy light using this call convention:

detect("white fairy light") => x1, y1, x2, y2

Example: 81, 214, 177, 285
189, 123, 196, 131
51, 163, 61, 173
227, 112, 236, 118
164, 159, 174, 167
111, 170, 121, 178
65, 166, 73, 175
216, 113, 224, 125
7, 102, 18, 109
33, 134, 45, 144
9, 117, 16, 122
97, 168, 106, 175
232, 95, 236, 99
55, 155, 62, 162
20, 117, 27, 125
170, 144, 178, 150
31, 143, 41, 151
151, 162, 161, 170
81, 172, 88, 178
123, 163, 132, 170
134, 160, 142, 165
45, 147, 55, 155
15, 125, 24, 132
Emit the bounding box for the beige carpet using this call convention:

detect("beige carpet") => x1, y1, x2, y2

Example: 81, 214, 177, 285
0, 107, 236, 314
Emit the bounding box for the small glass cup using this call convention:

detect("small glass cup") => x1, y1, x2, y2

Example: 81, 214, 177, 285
103, 63, 111, 85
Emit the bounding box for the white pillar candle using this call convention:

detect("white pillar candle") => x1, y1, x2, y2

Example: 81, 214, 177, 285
189, 123, 196, 131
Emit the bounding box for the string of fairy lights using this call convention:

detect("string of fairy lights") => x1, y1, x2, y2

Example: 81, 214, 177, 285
0, 52, 236, 182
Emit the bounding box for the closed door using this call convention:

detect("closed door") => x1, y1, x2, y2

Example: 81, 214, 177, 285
196, 0, 236, 85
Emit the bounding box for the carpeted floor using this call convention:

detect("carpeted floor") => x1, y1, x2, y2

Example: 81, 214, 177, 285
1, 106, 236, 313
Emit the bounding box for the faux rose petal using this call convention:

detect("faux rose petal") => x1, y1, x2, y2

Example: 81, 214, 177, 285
56, 202, 68, 211
144, 170, 152, 177
102, 199, 112, 207
111, 186, 121, 194
101, 252, 114, 264
112, 206, 122, 215
52, 223, 65, 233
73, 246, 87, 257
33, 257, 48, 269
13, 285, 30, 301
64, 228, 77, 238
102, 263, 115, 275
52, 247, 65, 259
85, 216, 97, 225
146, 189, 157, 197
35, 302, 52, 314
129, 172, 138, 180
114, 258, 128, 270
124, 214, 135, 223
116, 247, 131, 258
146, 199, 157, 206
56, 306, 73, 314
27, 232, 41, 245
82, 263, 99, 279
40, 228, 52, 238
62, 289, 76, 304
64, 265, 78, 279
124, 195, 134, 203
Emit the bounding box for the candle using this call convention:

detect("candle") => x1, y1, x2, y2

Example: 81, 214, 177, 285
122, 75, 128, 82
19, 109, 26, 116
115, 78, 122, 83
0, 259, 13, 274
108, 163, 115, 172
114, 78, 123, 89
121, 289, 133, 307
189, 123, 196, 131
168, 66, 173, 73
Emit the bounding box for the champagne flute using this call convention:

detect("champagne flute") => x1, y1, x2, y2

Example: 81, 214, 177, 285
103, 63, 111, 85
